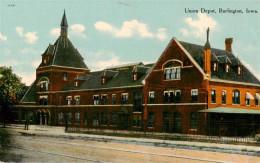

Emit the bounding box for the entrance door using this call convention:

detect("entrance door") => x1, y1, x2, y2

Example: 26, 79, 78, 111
163, 112, 170, 133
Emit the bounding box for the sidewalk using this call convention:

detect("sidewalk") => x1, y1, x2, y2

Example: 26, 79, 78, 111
6, 124, 260, 153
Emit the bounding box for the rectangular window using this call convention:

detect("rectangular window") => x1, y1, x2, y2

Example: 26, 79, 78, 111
93, 111, 99, 125
211, 90, 216, 103
67, 96, 72, 105
75, 112, 80, 124
67, 113, 72, 124
134, 92, 142, 112
222, 90, 226, 104
101, 112, 108, 125
175, 90, 181, 103
112, 94, 116, 104
101, 94, 108, 105
233, 90, 240, 105
165, 67, 181, 80
255, 93, 259, 106
110, 111, 117, 126
191, 89, 198, 103
190, 112, 198, 130
149, 92, 155, 103
148, 112, 155, 127
75, 96, 80, 105
58, 112, 63, 124
133, 114, 142, 127
93, 95, 99, 105
256, 99, 259, 106
121, 93, 128, 104
63, 72, 68, 81
246, 98, 250, 106
39, 96, 48, 105
84, 112, 87, 125
165, 69, 170, 80
176, 67, 181, 79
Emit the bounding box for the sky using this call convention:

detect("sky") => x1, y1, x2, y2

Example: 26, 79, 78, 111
0, 0, 260, 86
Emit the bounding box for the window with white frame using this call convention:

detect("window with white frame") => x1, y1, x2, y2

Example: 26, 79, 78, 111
133, 73, 137, 81
232, 90, 240, 105
121, 93, 128, 104
256, 93, 260, 106
246, 92, 254, 106
149, 91, 155, 103
222, 90, 226, 104
75, 96, 80, 105
191, 89, 198, 103
75, 112, 80, 124
63, 72, 68, 81
225, 64, 230, 73
164, 61, 181, 80
39, 96, 48, 105
211, 90, 216, 103
93, 95, 99, 105
39, 77, 49, 92
213, 62, 217, 71
164, 90, 181, 103
66, 96, 72, 105
238, 66, 242, 75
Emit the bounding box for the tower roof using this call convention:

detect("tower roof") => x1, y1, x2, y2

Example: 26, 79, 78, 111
60, 10, 68, 27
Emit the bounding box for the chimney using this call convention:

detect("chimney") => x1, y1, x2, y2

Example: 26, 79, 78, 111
225, 38, 233, 52
204, 27, 211, 76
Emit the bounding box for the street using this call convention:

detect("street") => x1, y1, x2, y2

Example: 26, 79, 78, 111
6, 129, 259, 163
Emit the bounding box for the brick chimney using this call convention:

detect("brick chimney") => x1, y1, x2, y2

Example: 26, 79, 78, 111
204, 27, 211, 76
225, 38, 233, 52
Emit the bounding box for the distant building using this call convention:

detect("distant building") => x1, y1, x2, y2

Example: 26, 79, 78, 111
17, 11, 260, 136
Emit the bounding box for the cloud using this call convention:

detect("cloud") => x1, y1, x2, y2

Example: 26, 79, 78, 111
15, 27, 38, 44
18, 48, 39, 55
0, 32, 7, 41
50, 28, 60, 37
70, 24, 86, 38
95, 20, 154, 38
79, 49, 130, 71
180, 13, 217, 38
32, 60, 42, 68
156, 28, 167, 40
50, 24, 86, 38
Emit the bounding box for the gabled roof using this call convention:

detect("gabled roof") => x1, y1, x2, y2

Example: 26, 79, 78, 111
106, 62, 143, 70
20, 81, 36, 104
38, 36, 89, 69
62, 65, 152, 91
179, 41, 260, 85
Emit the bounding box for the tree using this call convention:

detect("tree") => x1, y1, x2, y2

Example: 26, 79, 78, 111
0, 66, 25, 127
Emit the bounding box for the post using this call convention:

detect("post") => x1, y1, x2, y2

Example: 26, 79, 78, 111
40, 114, 42, 125
45, 113, 47, 126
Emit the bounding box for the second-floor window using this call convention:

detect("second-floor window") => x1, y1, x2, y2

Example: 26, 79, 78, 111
149, 92, 155, 103
233, 90, 240, 105
222, 90, 226, 104
101, 94, 108, 105
75, 96, 80, 105
211, 90, 216, 103
63, 72, 68, 81
67, 96, 72, 105
134, 92, 142, 112
121, 93, 128, 104
112, 94, 116, 104
164, 90, 181, 103
191, 89, 198, 103
39, 96, 48, 105
94, 95, 99, 105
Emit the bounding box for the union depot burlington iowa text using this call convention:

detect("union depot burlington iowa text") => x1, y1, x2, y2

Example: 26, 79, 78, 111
16, 11, 260, 137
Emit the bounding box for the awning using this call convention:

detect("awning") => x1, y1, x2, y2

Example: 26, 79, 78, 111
199, 107, 260, 114
256, 93, 260, 100
246, 92, 254, 100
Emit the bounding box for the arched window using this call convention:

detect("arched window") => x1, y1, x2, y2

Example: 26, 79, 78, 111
163, 61, 182, 80
233, 90, 240, 104
38, 77, 49, 92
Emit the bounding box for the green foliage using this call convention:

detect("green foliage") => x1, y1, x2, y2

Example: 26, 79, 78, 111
0, 129, 11, 150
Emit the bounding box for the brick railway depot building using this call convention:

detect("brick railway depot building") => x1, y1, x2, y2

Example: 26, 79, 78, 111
17, 12, 260, 137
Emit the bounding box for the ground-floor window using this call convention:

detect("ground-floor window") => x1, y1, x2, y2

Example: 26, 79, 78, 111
173, 112, 182, 133
190, 112, 198, 130
162, 112, 170, 132
133, 114, 142, 127
84, 112, 87, 125
110, 111, 117, 126
75, 112, 80, 124
67, 113, 72, 124
101, 112, 108, 125
93, 111, 99, 125
58, 112, 64, 124
148, 112, 155, 127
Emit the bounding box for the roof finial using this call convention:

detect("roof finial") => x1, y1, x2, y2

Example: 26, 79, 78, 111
204, 27, 211, 50
207, 27, 210, 42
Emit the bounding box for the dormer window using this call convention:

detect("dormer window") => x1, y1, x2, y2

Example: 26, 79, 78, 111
225, 64, 230, 73
133, 73, 137, 81
63, 72, 68, 81
75, 81, 78, 87
238, 66, 242, 75
213, 62, 218, 72
102, 77, 105, 84
43, 59, 46, 64
163, 61, 182, 80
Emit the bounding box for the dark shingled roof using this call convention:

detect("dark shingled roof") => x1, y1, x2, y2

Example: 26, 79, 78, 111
20, 81, 36, 103
39, 36, 88, 69
179, 41, 260, 85
62, 67, 151, 91
60, 11, 68, 27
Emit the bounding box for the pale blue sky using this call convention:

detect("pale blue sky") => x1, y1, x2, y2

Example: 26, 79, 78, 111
0, 0, 259, 85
